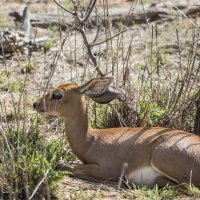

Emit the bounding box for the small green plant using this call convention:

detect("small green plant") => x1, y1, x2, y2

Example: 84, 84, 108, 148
0, 98, 72, 199
139, 101, 166, 126
47, 24, 59, 32
63, 0, 88, 10
20, 59, 37, 74
1, 81, 25, 92
1, 69, 13, 78
0, 16, 6, 28
186, 184, 200, 197
43, 39, 56, 51
122, 185, 178, 200
0, 73, 6, 84
88, 100, 111, 128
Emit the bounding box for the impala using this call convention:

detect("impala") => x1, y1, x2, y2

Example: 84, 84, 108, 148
33, 77, 200, 188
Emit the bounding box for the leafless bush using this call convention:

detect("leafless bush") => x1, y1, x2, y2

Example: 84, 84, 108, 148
52, 0, 200, 133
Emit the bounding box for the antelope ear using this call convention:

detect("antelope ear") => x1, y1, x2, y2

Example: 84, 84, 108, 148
91, 86, 125, 104
78, 77, 113, 97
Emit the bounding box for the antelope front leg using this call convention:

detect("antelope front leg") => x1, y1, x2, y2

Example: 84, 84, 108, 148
73, 164, 113, 182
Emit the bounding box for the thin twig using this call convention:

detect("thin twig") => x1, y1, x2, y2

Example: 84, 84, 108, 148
29, 169, 50, 200
174, 6, 197, 27
78, 28, 97, 66
54, 0, 104, 76
83, 0, 97, 23
54, 0, 76, 16
91, 29, 127, 46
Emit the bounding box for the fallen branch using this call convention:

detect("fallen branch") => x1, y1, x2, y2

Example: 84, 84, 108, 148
10, 0, 197, 29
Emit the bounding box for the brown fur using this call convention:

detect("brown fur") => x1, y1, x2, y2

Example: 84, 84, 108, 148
33, 83, 200, 187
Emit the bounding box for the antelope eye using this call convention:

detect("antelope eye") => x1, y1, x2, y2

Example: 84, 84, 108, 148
51, 92, 63, 100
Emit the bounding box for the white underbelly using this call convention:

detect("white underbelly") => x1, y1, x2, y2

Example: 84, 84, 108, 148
127, 166, 162, 187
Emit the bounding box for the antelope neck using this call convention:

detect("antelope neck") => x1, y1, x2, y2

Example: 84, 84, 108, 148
64, 98, 92, 162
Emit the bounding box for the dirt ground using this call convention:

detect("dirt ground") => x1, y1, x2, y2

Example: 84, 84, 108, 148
58, 176, 200, 200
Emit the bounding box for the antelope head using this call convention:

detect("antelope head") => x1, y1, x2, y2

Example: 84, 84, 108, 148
33, 77, 124, 119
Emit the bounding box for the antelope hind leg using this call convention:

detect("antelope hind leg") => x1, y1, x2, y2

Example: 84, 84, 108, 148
154, 176, 177, 188
151, 145, 200, 186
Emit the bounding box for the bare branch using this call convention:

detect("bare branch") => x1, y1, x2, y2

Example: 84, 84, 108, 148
54, 0, 103, 76
78, 28, 96, 65
54, 0, 76, 16
71, 0, 78, 12
91, 29, 127, 47
91, 24, 102, 45
87, 0, 94, 11
78, 28, 103, 76
82, 0, 97, 23
174, 5, 197, 27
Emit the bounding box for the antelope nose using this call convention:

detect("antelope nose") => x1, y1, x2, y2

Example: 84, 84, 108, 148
33, 102, 37, 109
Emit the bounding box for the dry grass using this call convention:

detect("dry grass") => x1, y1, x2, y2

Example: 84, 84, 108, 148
0, 0, 200, 199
